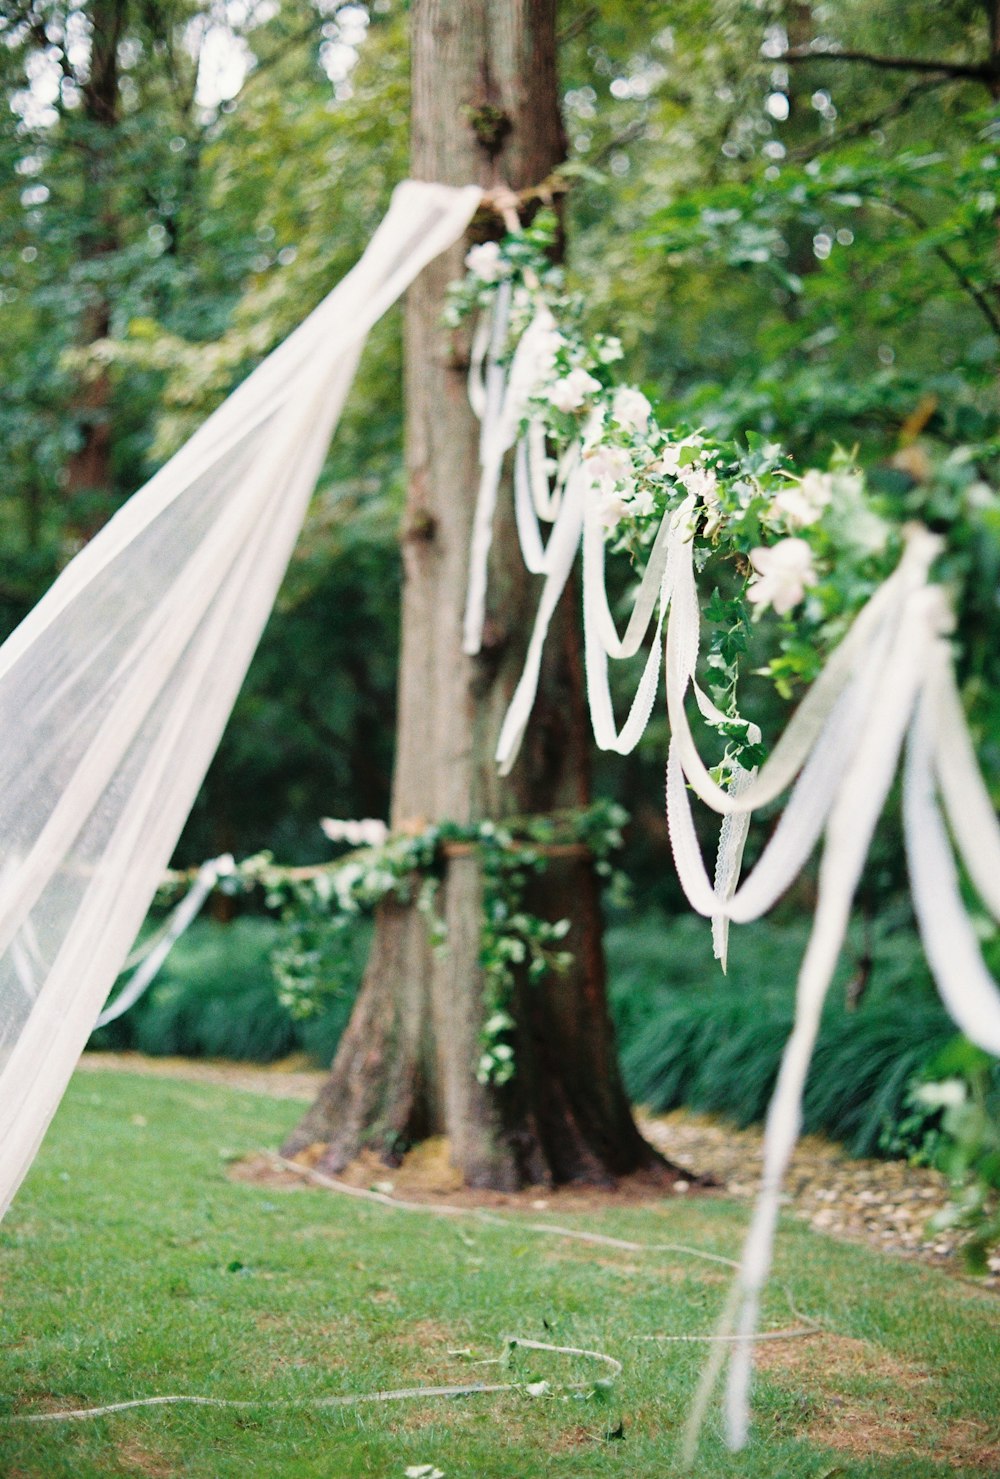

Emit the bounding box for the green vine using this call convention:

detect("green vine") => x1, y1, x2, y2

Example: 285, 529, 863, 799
167, 801, 628, 1087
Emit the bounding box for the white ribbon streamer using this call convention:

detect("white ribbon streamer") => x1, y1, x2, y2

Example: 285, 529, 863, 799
495, 467, 586, 773
463, 300, 561, 655
721, 583, 944, 1451
93, 856, 232, 1029
905, 653, 1000, 1056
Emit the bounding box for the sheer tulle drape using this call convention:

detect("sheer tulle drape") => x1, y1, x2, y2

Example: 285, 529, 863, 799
0, 181, 481, 1219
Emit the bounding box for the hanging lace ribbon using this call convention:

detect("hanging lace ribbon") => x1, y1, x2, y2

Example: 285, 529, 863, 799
462, 301, 563, 654
905, 642, 1000, 1057
495, 461, 587, 773
93, 855, 233, 1029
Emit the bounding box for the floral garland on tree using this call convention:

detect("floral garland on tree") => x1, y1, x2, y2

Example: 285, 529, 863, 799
171, 801, 628, 1089
447, 208, 1000, 1456
450, 211, 898, 764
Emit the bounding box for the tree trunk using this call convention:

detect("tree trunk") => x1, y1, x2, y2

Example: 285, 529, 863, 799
284, 0, 667, 1190
64, 0, 126, 539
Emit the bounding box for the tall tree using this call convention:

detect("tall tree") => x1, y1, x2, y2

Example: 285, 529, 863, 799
284, 0, 667, 1190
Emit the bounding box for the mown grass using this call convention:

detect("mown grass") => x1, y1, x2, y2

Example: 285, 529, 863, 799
1, 1071, 998, 1478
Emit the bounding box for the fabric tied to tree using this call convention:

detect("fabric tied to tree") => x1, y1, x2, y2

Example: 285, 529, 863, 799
0, 180, 482, 1222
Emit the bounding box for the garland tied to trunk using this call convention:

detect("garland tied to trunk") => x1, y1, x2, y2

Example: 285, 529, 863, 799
150, 801, 628, 1089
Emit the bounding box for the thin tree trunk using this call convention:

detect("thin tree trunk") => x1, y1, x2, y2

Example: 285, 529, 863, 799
64, 0, 126, 537
285, 0, 668, 1189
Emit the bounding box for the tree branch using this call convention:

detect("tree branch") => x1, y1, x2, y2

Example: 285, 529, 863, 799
776, 46, 998, 86
557, 6, 597, 46
877, 197, 1000, 338
786, 77, 951, 162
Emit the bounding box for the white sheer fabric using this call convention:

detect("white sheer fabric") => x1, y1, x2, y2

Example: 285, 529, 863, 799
0, 180, 481, 1220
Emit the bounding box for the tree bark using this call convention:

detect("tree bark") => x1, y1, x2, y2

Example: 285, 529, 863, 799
285, 0, 667, 1189
64, 0, 127, 538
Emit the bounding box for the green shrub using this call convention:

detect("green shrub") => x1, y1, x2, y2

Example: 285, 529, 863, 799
89, 906, 979, 1167
87, 916, 365, 1064
607, 910, 960, 1156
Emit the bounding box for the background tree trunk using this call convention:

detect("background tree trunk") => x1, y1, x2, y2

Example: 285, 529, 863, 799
64, 0, 126, 540
284, 0, 667, 1189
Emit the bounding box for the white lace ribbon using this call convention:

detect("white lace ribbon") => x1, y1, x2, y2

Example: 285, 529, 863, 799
495, 465, 586, 774
905, 647, 1000, 1055
93, 856, 231, 1029
463, 301, 560, 655
719, 582, 945, 1452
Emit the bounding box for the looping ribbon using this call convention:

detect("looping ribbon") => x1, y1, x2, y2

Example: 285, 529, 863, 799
462, 295, 1000, 1456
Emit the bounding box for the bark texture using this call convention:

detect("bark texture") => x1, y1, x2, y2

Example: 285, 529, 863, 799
64, 0, 126, 536
285, 0, 665, 1189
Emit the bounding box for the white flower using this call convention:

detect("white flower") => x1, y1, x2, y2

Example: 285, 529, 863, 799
612, 386, 652, 434
596, 336, 624, 364
585, 444, 633, 487
799, 469, 835, 509
464, 241, 506, 282
912, 1078, 967, 1110
626, 487, 656, 518
653, 443, 682, 476
580, 406, 607, 449
547, 368, 602, 413
747, 538, 817, 616
771, 469, 833, 530
679, 464, 719, 503
321, 817, 389, 848
597, 489, 630, 528
533, 328, 565, 379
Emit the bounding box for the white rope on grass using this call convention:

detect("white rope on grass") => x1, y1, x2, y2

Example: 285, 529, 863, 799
15, 1338, 620, 1424
265, 1152, 743, 1269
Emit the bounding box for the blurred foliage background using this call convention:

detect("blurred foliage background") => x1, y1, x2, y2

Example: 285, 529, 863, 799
3, 1, 999, 1170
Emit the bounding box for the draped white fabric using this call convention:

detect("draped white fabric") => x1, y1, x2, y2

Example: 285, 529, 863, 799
0, 180, 482, 1220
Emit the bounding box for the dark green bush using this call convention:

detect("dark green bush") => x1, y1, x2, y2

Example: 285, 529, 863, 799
89, 906, 968, 1162
606, 910, 958, 1157
88, 916, 364, 1065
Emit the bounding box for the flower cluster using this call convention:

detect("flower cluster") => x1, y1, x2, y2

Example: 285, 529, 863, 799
454, 214, 899, 730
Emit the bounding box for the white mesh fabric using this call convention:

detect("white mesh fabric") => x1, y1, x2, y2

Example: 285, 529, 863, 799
0, 180, 481, 1219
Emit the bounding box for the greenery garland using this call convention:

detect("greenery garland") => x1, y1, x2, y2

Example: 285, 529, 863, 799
447, 211, 999, 775
166, 800, 628, 1087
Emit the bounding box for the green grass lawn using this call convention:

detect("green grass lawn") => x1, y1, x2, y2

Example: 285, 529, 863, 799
1, 1071, 998, 1478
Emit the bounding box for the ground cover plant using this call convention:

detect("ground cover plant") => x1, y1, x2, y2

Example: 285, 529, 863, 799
91, 910, 973, 1162
1, 1068, 998, 1478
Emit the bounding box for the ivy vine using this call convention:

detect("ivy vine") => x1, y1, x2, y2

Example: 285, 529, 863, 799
167, 800, 628, 1087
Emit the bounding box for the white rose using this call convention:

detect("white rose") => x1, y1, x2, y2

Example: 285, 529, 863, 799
747, 538, 817, 616
679, 464, 719, 503
597, 490, 630, 528
547, 367, 602, 413
464, 240, 506, 282
585, 444, 633, 487
612, 386, 652, 434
